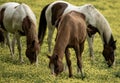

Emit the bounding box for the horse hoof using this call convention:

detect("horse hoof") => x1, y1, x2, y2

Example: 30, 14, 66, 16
20, 60, 24, 64
10, 56, 14, 60
69, 74, 73, 78
90, 57, 95, 65
32, 62, 38, 67
81, 74, 85, 80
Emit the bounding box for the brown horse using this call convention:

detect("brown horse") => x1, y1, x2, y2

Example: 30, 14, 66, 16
48, 11, 87, 79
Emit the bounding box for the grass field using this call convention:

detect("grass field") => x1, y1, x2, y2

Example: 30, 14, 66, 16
0, 0, 120, 83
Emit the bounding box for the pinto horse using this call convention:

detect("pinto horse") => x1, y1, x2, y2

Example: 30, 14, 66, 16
79, 4, 116, 67
38, 1, 116, 67
0, 2, 40, 64
48, 11, 87, 78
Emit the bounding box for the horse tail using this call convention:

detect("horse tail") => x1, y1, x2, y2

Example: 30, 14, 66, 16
38, 4, 50, 45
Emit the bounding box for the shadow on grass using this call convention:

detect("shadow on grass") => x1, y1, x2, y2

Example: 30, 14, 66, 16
114, 71, 120, 78
0, 54, 28, 65
1, 70, 45, 82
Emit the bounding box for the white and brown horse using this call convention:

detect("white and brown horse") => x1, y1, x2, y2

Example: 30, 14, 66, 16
38, 1, 116, 67
0, 2, 40, 64
48, 11, 87, 79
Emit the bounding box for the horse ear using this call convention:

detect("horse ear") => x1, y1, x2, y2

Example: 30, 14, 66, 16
110, 40, 117, 50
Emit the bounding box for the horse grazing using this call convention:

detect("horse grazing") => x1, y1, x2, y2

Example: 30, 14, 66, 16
0, 2, 40, 64
48, 11, 87, 79
79, 4, 116, 67
38, 1, 116, 67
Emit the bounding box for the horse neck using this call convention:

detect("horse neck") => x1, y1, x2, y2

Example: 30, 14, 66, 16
79, 5, 114, 45
102, 29, 114, 45
87, 8, 113, 45
53, 39, 67, 60
102, 26, 112, 45
96, 12, 113, 45
26, 23, 38, 46
53, 27, 69, 60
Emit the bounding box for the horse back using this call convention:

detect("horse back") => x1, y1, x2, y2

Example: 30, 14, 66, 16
58, 11, 87, 44
12, 3, 36, 35
2, 3, 19, 33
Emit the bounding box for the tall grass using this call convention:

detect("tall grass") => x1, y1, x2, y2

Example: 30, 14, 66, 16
0, 0, 120, 83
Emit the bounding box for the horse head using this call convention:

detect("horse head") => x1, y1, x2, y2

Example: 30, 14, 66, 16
47, 54, 64, 76
22, 12, 39, 64
102, 40, 116, 67
26, 40, 40, 64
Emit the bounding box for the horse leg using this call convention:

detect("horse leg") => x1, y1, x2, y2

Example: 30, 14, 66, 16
47, 24, 55, 53
2, 34, 7, 47
74, 44, 85, 79
0, 35, 6, 48
4, 32, 14, 58
16, 35, 23, 63
12, 35, 16, 54
0, 29, 6, 47
35, 55, 38, 67
65, 47, 72, 77
87, 35, 94, 62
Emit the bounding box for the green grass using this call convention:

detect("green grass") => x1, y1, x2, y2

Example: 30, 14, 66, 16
0, 0, 120, 83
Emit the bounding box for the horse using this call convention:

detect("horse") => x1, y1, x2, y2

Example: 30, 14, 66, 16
0, 2, 40, 64
47, 11, 87, 79
79, 4, 116, 67
38, 1, 116, 67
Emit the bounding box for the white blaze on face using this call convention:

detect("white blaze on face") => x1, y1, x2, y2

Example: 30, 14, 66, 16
35, 55, 38, 67
50, 63, 55, 75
